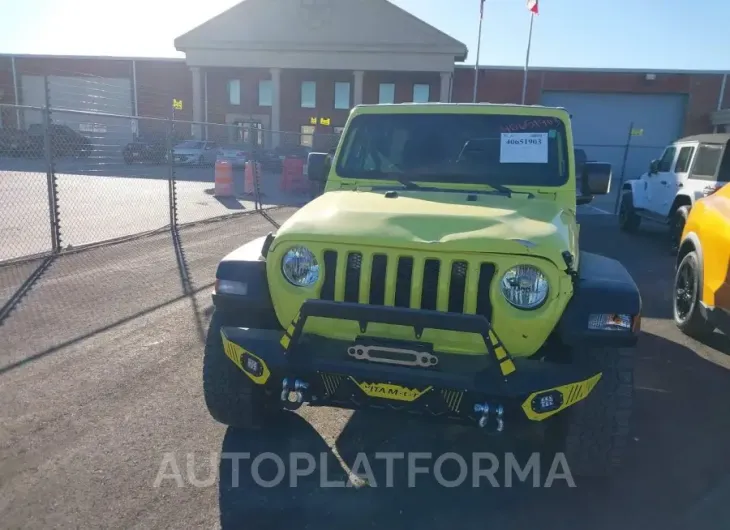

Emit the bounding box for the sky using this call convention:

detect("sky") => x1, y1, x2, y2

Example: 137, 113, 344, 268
0, 0, 728, 71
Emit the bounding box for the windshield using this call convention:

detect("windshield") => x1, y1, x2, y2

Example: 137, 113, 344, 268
336, 113, 569, 187
176, 141, 203, 149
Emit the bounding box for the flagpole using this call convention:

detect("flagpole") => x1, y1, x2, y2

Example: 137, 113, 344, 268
472, 2, 484, 103
521, 12, 534, 105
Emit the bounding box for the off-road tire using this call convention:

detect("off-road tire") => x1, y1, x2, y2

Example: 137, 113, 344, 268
203, 311, 280, 429
669, 205, 690, 255
673, 251, 715, 338
563, 346, 634, 477
618, 191, 641, 233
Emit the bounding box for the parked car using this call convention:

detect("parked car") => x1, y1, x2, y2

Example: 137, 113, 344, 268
0, 128, 31, 156
619, 133, 730, 253
122, 136, 167, 164
26, 123, 92, 159
216, 144, 249, 168
673, 181, 730, 339
172, 140, 218, 166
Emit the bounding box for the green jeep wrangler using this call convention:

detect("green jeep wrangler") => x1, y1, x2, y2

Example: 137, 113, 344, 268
204, 103, 640, 477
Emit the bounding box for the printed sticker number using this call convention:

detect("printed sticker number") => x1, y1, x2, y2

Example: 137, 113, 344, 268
500, 132, 548, 164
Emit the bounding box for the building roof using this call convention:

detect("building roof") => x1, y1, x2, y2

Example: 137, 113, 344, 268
174, 0, 467, 60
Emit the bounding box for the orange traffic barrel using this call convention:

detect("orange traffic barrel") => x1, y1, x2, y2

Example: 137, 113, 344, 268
214, 160, 234, 197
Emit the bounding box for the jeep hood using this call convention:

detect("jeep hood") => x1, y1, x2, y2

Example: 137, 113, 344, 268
274, 191, 578, 267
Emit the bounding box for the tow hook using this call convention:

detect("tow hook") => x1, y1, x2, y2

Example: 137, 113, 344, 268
280, 378, 309, 410
474, 403, 505, 433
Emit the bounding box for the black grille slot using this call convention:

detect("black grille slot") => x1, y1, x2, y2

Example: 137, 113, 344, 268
476, 263, 496, 321
319, 250, 495, 319
320, 251, 337, 301
344, 252, 362, 302
448, 261, 468, 313
394, 257, 413, 307
369, 255, 388, 305
420, 259, 441, 310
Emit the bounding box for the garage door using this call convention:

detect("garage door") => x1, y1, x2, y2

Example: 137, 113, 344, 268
540, 91, 687, 182
21, 75, 135, 152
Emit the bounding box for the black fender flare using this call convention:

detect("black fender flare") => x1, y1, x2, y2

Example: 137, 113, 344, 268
213, 233, 281, 329
557, 251, 642, 347
677, 231, 703, 271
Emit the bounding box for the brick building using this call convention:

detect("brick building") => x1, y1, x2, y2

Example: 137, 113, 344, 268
0, 0, 728, 175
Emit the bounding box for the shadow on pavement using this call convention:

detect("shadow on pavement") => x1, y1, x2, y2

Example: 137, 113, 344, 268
217, 330, 730, 530
0, 210, 295, 374
0, 254, 55, 325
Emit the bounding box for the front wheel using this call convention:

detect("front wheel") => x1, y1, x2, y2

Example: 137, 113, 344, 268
670, 205, 690, 254
673, 251, 715, 338
562, 346, 635, 477
203, 311, 282, 429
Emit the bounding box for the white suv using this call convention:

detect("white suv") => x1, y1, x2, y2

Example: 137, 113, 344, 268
618, 133, 730, 252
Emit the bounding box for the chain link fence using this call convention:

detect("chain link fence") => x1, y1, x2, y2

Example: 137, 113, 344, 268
0, 102, 337, 322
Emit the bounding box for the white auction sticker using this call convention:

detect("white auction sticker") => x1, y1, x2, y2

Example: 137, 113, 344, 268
500, 132, 548, 163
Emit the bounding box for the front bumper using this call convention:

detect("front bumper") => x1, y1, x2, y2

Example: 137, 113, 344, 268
219, 300, 602, 429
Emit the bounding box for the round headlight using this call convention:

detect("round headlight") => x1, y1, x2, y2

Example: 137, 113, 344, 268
282, 246, 320, 287
500, 265, 549, 309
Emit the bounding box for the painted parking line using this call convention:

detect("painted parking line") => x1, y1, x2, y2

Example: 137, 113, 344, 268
586, 205, 614, 215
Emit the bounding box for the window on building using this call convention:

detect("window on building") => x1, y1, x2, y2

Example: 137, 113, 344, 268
301, 81, 316, 108
690, 143, 724, 181
674, 146, 695, 173
413, 84, 430, 103
334, 82, 351, 110
658, 147, 676, 172
300, 125, 315, 147
379, 83, 395, 104
228, 80, 241, 106
258, 80, 273, 107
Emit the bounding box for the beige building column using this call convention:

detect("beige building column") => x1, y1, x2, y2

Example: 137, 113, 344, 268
270, 67, 281, 148
440, 72, 452, 103
191, 66, 203, 138
353, 70, 365, 106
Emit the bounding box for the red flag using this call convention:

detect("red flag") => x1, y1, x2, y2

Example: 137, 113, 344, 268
480, 0, 485, 19
527, 0, 538, 14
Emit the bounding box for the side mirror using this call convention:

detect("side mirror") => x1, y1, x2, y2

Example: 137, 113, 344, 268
649, 159, 660, 174
306, 152, 330, 182
580, 161, 612, 197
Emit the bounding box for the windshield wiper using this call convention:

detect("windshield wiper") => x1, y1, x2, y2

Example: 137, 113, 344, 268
478, 181, 513, 197
393, 176, 421, 190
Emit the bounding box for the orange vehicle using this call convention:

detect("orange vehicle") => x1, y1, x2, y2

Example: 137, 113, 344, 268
673, 181, 730, 337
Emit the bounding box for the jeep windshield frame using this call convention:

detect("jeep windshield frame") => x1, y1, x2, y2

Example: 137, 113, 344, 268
335, 113, 570, 188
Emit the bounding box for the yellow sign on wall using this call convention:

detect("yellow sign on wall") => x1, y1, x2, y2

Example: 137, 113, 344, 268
309, 117, 332, 126
172, 99, 183, 110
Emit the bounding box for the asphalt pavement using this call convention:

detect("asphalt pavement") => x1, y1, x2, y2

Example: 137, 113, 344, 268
2, 203, 730, 530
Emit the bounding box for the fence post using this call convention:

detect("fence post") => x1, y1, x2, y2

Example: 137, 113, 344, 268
167, 118, 178, 230
613, 121, 634, 214
42, 87, 61, 253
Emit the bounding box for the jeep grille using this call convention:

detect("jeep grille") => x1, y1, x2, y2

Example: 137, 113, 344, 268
320, 250, 495, 320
